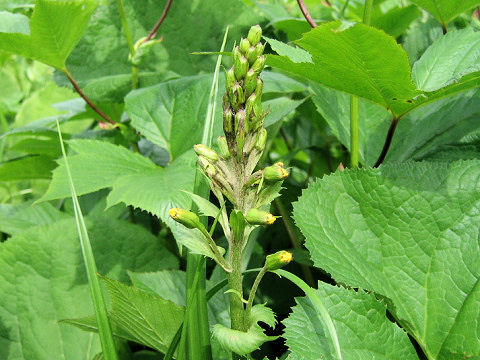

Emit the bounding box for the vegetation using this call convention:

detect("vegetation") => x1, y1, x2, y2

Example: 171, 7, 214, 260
1, 0, 480, 359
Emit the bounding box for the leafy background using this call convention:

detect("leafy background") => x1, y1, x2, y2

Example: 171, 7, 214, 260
1, 0, 480, 359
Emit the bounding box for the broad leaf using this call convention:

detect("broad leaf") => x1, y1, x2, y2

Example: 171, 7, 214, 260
412, 28, 480, 92
284, 282, 418, 360
56, 0, 262, 101
267, 21, 418, 116
0, 202, 68, 235
410, 0, 480, 25
0, 0, 97, 70
0, 155, 56, 180
371, 5, 421, 38
0, 11, 29, 34
293, 160, 480, 359
0, 217, 177, 360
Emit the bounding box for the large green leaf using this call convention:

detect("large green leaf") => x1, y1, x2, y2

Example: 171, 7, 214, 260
410, 0, 480, 25
56, 0, 262, 102
0, 154, 56, 180
0, 0, 97, 70
284, 282, 418, 360
293, 160, 480, 359
371, 5, 422, 39
0, 217, 178, 360
267, 21, 418, 116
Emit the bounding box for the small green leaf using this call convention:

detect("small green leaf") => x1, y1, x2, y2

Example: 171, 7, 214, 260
263, 36, 312, 63
212, 304, 278, 356
0, 0, 98, 70
0, 11, 30, 34
410, 0, 480, 25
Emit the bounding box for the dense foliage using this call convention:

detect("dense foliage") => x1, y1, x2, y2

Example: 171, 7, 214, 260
1, 0, 480, 359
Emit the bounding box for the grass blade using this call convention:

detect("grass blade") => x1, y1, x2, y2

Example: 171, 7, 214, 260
273, 269, 343, 360
56, 120, 119, 360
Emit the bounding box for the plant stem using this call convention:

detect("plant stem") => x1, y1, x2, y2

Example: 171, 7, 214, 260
297, 0, 318, 28
350, 96, 359, 167
63, 70, 116, 124
373, 117, 398, 168
143, 0, 174, 43
363, 0, 374, 25
115, 0, 139, 89
245, 266, 267, 321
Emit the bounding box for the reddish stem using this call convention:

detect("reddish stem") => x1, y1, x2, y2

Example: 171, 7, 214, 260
65, 71, 115, 125
297, 0, 318, 28
143, 0, 173, 43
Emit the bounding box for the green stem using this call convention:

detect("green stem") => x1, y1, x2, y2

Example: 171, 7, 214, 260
0, 110, 8, 162
245, 266, 267, 321
115, 0, 139, 89
363, 0, 374, 25
349, 96, 359, 167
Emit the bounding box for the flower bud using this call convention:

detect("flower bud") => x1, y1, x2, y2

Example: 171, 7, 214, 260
239, 38, 250, 54
225, 67, 236, 90
169, 208, 202, 229
217, 136, 231, 159
244, 69, 257, 97
245, 93, 257, 120
255, 128, 267, 151
246, 46, 257, 65
194, 144, 219, 162
254, 42, 265, 58
247, 25, 262, 46
223, 107, 234, 134
251, 55, 266, 74
264, 162, 289, 181
234, 109, 246, 133
265, 250, 293, 270
254, 77, 264, 98
246, 208, 276, 225
231, 83, 245, 109
234, 55, 249, 80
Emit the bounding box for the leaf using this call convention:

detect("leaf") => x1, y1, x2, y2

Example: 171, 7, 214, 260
412, 28, 480, 92
403, 18, 443, 65
0, 217, 177, 360
0, 0, 97, 70
264, 97, 307, 127
0, 155, 56, 180
284, 282, 418, 360
212, 304, 278, 356
56, 0, 262, 101
0, 11, 29, 35
263, 36, 312, 63
371, 5, 421, 38
267, 21, 418, 116
101, 276, 185, 354
410, 0, 480, 25
293, 160, 480, 359
0, 202, 69, 235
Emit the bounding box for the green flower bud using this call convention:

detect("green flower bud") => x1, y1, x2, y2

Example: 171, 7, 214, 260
254, 77, 264, 98
234, 55, 249, 80
265, 250, 293, 270
255, 128, 267, 151
169, 208, 202, 229
245, 93, 257, 120
246, 46, 257, 65
235, 109, 246, 134
264, 162, 289, 181
231, 83, 245, 109
254, 42, 265, 57
251, 55, 266, 74
247, 25, 262, 46
217, 136, 231, 159
194, 144, 219, 162
246, 208, 277, 225
225, 67, 236, 90
223, 107, 234, 134
244, 69, 257, 97
239, 38, 250, 54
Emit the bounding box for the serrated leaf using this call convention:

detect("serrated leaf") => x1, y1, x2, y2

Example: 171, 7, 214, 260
284, 283, 418, 360
0, 217, 177, 360
410, 0, 480, 25
267, 21, 418, 116
0, 0, 97, 70
101, 276, 184, 354
212, 304, 278, 356
293, 160, 480, 359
